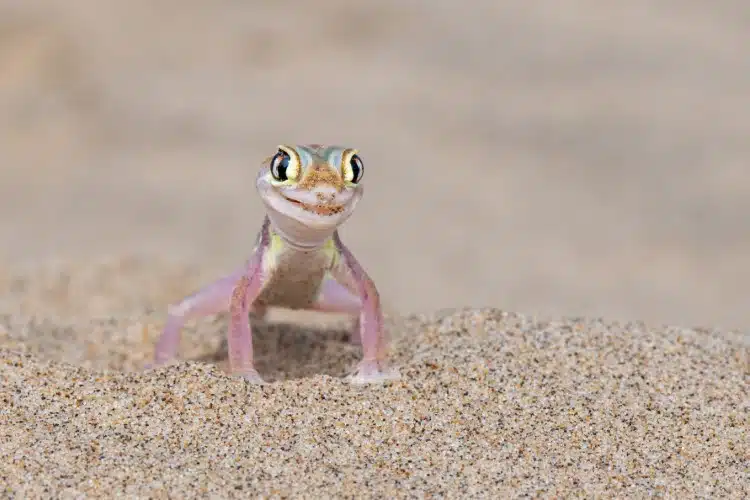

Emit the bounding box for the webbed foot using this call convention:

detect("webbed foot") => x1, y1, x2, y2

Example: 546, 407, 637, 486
345, 359, 400, 385
240, 367, 266, 385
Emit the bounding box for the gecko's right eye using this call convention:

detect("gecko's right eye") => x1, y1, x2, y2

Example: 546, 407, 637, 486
270, 150, 291, 181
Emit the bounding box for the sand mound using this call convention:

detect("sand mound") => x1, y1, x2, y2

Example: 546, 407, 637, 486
0, 259, 747, 498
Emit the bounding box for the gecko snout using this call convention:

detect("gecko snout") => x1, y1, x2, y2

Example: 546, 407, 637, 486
315, 191, 336, 203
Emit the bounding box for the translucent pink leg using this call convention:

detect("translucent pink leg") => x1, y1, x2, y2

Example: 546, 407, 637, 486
332, 234, 400, 385
228, 256, 266, 383
148, 268, 247, 367
312, 276, 363, 344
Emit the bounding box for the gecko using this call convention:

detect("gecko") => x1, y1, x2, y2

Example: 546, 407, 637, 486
147, 144, 400, 385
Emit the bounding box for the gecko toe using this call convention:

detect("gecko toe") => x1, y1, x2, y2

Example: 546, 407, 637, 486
240, 369, 267, 385
345, 360, 400, 385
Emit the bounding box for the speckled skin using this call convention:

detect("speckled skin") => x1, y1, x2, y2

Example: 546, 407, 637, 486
148, 144, 399, 384
253, 223, 332, 311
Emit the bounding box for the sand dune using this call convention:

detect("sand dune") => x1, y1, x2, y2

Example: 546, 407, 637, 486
1, 260, 747, 497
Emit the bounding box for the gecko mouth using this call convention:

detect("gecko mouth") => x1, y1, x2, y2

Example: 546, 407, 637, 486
282, 195, 344, 216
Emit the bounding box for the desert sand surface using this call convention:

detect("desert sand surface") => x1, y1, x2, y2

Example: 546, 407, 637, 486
0, 0, 748, 497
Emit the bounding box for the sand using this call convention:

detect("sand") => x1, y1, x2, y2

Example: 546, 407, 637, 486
0, 259, 748, 498
1, 0, 750, 497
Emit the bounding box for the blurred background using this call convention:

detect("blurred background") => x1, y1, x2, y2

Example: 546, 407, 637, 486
0, 0, 747, 331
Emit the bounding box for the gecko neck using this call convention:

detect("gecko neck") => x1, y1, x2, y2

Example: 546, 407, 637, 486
265, 210, 337, 251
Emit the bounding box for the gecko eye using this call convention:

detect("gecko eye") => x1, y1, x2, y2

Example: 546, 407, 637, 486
344, 154, 364, 184
270, 149, 294, 181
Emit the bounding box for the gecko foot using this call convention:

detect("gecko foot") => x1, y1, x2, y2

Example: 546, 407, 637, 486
345, 360, 401, 385
143, 359, 171, 371
240, 368, 266, 385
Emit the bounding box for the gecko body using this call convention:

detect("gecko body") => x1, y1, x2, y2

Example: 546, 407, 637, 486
149, 144, 399, 384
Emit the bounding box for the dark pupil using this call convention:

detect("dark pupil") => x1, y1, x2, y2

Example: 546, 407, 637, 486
273, 151, 290, 181
350, 155, 361, 181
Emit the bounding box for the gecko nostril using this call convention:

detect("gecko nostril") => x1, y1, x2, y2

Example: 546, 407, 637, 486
316, 192, 335, 203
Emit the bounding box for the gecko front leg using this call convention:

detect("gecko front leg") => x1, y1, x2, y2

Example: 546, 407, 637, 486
226, 245, 268, 384
331, 232, 400, 384
149, 222, 270, 380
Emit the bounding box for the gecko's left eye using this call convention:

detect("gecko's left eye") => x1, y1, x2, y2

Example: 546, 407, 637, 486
344, 154, 364, 184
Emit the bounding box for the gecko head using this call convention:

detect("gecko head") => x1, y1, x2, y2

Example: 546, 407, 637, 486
256, 144, 364, 230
